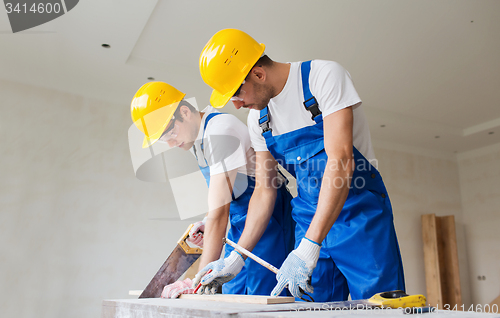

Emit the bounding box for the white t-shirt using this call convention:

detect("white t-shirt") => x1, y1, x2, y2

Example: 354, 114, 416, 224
248, 60, 376, 164
191, 106, 256, 177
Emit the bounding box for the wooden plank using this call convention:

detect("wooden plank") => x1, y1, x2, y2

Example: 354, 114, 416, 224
179, 294, 295, 304
438, 215, 462, 308
422, 214, 442, 307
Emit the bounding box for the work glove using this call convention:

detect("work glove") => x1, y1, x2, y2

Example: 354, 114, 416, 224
186, 217, 207, 247
270, 237, 321, 298
160, 278, 194, 298
192, 250, 245, 295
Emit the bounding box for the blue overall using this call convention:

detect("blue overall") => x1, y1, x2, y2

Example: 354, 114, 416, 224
196, 112, 295, 296
258, 61, 405, 302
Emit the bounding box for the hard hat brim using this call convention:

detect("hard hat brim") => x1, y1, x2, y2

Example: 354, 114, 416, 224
210, 88, 234, 109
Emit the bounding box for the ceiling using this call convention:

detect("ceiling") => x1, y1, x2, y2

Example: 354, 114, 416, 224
1, 0, 499, 154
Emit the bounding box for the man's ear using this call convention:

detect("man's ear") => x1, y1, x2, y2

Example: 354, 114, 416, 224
250, 66, 266, 82
178, 105, 190, 119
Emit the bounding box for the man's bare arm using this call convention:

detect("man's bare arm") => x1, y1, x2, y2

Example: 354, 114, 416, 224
305, 106, 355, 243
236, 151, 279, 254
198, 168, 237, 270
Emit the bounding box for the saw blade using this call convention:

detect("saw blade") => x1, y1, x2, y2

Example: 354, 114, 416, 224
139, 224, 202, 298
139, 244, 200, 298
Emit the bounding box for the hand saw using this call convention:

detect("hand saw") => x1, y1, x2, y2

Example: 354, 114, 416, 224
139, 224, 202, 298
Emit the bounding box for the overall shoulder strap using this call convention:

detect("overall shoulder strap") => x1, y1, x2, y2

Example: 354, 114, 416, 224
259, 107, 272, 136
301, 60, 322, 123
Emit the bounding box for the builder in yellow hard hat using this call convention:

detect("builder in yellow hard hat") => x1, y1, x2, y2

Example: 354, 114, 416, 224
130, 81, 294, 297
197, 29, 405, 302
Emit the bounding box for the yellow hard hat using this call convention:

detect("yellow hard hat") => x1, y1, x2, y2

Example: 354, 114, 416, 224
131, 82, 186, 148
199, 29, 265, 108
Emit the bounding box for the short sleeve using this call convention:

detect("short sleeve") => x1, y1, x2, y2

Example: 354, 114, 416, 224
203, 116, 248, 176
310, 60, 362, 119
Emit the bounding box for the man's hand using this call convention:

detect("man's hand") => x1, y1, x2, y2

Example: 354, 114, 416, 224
186, 217, 207, 247
160, 278, 194, 298
271, 238, 321, 298
192, 250, 245, 294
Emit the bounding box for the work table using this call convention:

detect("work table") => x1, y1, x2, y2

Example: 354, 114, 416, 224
102, 298, 500, 318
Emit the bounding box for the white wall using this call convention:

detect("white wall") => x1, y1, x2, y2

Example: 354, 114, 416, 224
374, 143, 472, 306
458, 144, 500, 306
0, 79, 196, 318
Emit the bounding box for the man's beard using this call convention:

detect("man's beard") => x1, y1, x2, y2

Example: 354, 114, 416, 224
250, 81, 274, 111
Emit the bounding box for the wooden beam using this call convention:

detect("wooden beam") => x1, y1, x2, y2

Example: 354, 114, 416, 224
422, 214, 443, 307
422, 214, 462, 308
437, 216, 462, 307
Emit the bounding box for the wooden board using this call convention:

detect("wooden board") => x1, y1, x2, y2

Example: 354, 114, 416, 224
437, 215, 462, 307
422, 214, 462, 308
179, 294, 295, 304
422, 214, 442, 307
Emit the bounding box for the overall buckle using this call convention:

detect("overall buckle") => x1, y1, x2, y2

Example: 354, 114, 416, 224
259, 113, 272, 133
303, 97, 322, 120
